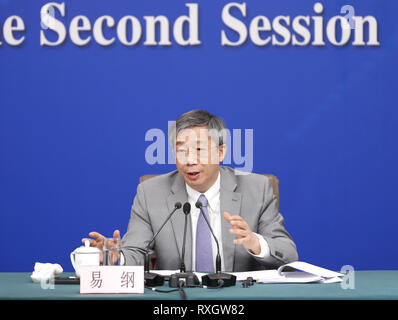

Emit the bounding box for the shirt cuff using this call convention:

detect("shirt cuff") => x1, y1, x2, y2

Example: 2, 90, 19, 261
248, 233, 270, 258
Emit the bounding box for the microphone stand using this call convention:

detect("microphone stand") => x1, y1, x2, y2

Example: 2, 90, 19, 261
196, 201, 236, 288
144, 249, 164, 287
180, 205, 188, 273
169, 202, 200, 288
144, 202, 182, 287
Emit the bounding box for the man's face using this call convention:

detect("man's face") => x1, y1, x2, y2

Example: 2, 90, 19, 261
175, 126, 226, 193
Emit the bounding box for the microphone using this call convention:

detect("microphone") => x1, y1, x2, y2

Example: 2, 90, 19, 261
195, 201, 236, 288
144, 201, 182, 287
180, 202, 191, 272
169, 202, 200, 288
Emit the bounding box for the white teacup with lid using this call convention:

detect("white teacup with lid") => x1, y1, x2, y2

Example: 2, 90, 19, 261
70, 240, 100, 277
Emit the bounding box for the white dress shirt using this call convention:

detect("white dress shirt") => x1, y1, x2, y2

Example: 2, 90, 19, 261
186, 172, 270, 272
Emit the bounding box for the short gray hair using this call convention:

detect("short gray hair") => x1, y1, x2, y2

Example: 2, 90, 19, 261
169, 109, 227, 147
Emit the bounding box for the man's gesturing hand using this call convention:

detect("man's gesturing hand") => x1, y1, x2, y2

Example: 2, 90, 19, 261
82, 230, 121, 264
223, 212, 261, 255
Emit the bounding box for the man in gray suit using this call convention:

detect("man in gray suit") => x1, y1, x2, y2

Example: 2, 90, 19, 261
83, 110, 298, 271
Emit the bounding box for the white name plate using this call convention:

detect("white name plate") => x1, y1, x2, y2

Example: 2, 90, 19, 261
79, 266, 144, 294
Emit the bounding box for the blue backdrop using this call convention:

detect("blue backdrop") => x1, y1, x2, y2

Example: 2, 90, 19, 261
1, 0, 397, 272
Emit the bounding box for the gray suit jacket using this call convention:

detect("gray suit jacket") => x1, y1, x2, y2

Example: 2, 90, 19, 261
121, 166, 298, 271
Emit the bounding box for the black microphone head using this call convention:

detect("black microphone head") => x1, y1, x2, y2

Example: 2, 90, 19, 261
175, 202, 182, 209
195, 201, 202, 209
183, 202, 191, 215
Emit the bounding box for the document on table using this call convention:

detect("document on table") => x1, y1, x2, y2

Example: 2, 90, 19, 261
230, 261, 344, 284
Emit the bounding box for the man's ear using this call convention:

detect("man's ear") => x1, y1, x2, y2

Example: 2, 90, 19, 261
218, 144, 227, 163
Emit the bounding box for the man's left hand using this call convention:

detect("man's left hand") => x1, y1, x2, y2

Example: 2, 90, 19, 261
224, 212, 261, 255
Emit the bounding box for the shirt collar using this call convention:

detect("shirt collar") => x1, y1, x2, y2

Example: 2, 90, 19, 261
185, 172, 220, 212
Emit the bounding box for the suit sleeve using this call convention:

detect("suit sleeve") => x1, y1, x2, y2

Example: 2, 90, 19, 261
253, 177, 299, 268
121, 183, 154, 266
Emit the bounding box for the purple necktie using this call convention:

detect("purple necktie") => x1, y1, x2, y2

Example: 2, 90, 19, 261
196, 194, 214, 272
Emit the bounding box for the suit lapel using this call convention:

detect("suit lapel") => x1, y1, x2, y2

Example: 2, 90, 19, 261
220, 167, 241, 272
167, 174, 192, 271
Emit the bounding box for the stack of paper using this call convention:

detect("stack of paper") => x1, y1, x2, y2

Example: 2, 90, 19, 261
230, 261, 343, 284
